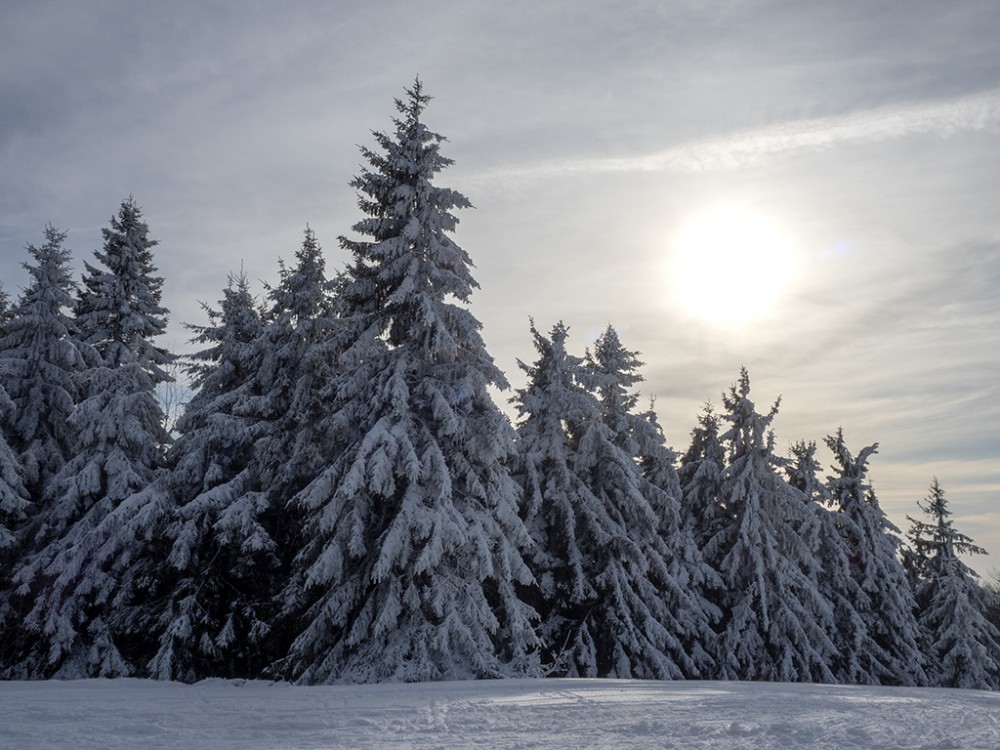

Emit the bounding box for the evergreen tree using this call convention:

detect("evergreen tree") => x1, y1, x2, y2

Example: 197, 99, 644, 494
280, 81, 539, 683
678, 402, 727, 549
824, 429, 926, 686
0, 382, 29, 554
0, 226, 88, 502
512, 322, 600, 674
146, 271, 277, 681
985, 570, 1000, 635
785, 438, 874, 684
513, 322, 710, 678
706, 368, 835, 683
0, 283, 13, 333
151, 225, 343, 682
6, 199, 172, 678
253, 227, 343, 505
586, 325, 719, 676
908, 479, 1000, 689
0, 380, 31, 673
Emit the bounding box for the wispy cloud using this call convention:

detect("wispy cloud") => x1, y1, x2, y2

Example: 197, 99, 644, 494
483, 87, 1000, 181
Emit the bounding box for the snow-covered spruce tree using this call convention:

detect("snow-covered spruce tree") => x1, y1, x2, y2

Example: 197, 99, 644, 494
151, 227, 343, 682
677, 402, 728, 550
987, 571, 1000, 636
143, 270, 282, 681
824, 430, 926, 686
0, 382, 29, 556
0, 227, 87, 674
586, 325, 719, 676
280, 81, 539, 683
0, 226, 89, 504
705, 368, 836, 683
253, 226, 344, 504
908, 479, 1000, 690
6, 198, 173, 678
0, 283, 13, 334
0, 379, 31, 673
512, 322, 597, 673
787, 437, 889, 686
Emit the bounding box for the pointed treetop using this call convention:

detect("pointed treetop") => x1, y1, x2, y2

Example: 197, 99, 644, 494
397, 77, 431, 124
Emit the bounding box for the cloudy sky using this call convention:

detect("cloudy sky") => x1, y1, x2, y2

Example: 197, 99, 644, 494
2, 1, 999, 574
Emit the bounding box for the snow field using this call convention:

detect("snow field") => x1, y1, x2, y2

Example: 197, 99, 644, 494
3, 678, 999, 750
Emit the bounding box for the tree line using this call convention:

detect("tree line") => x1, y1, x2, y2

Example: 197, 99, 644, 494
1, 81, 998, 688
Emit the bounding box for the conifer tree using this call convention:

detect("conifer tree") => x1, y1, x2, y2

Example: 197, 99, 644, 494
281, 81, 539, 683
0, 226, 88, 502
706, 368, 835, 683
146, 271, 277, 680
0, 380, 31, 674
0, 283, 13, 334
678, 402, 727, 549
586, 325, 719, 675
908, 479, 1000, 689
253, 227, 343, 505
0, 383, 29, 555
512, 322, 599, 673
785, 438, 869, 684
7, 198, 172, 678
513, 322, 708, 678
824, 430, 926, 686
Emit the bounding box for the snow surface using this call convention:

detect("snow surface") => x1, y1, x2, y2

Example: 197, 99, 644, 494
2, 678, 999, 749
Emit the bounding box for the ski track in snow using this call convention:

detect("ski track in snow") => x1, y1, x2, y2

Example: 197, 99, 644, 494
2, 678, 999, 749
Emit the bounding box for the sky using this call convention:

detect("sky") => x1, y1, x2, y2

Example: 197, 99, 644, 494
2, 1, 998, 574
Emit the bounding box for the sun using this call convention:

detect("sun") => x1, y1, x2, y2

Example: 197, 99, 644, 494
667, 206, 798, 327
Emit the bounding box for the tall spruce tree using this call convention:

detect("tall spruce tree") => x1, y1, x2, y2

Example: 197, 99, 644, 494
908, 479, 1000, 689
0, 226, 88, 503
280, 81, 539, 683
6, 198, 172, 678
706, 369, 836, 682
824, 430, 926, 686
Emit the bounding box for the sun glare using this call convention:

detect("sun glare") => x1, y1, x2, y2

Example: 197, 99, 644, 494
668, 206, 798, 327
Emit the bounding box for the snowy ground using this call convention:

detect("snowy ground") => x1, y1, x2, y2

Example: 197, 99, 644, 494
2, 677, 999, 749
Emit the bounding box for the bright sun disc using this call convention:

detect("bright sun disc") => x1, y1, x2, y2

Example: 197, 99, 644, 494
669, 207, 797, 327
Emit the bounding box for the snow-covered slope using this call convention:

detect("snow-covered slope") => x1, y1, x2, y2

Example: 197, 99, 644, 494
2, 678, 998, 749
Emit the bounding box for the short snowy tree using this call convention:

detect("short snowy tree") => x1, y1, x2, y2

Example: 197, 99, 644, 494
512, 322, 597, 672
257, 227, 347, 503
280, 81, 539, 683
144, 271, 283, 681
785, 438, 872, 684
908, 479, 1000, 690
706, 369, 836, 683
0, 226, 89, 502
7, 198, 173, 678
514, 322, 705, 678
586, 325, 719, 676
